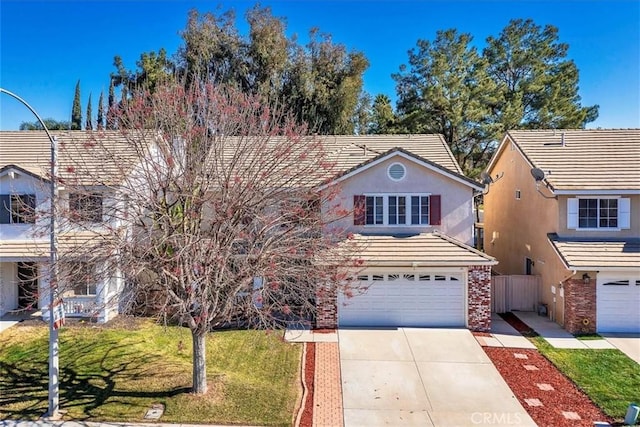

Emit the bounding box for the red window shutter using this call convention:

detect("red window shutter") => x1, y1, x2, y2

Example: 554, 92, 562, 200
353, 195, 366, 225
430, 195, 441, 225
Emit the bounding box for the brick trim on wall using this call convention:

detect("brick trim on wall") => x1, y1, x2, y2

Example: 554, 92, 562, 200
467, 265, 492, 332
315, 283, 338, 329
563, 277, 596, 334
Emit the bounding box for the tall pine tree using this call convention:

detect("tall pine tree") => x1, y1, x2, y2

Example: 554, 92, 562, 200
106, 78, 116, 130
97, 91, 105, 130
85, 93, 93, 130
71, 80, 82, 130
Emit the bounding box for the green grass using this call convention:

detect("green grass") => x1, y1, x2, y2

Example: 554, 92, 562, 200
574, 333, 605, 340
0, 318, 302, 426
531, 336, 640, 420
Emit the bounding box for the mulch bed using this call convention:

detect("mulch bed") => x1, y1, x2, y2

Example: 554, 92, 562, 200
482, 313, 616, 427
298, 342, 315, 427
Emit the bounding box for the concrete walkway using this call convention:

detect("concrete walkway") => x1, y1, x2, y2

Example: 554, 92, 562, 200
513, 312, 616, 349
474, 314, 536, 349
0, 422, 257, 427
339, 328, 536, 427
601, 333, 640, 364
0, 319, 17, 334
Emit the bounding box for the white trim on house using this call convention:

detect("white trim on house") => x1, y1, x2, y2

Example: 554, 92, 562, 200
318, 150, 484, 192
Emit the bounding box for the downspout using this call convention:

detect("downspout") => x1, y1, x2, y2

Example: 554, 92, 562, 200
556, 270, 577, 325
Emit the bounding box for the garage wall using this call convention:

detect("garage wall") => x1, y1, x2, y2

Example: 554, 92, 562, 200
468, 265, 492, 332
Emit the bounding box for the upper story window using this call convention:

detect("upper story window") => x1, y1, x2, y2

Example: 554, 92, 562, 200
567, 197, 630, 230
69, 193, 103, 223
0, 194, 36, 224
354, 194, 441, 226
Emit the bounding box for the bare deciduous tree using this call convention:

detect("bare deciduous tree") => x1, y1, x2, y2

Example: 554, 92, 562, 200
51, 80, 361, 394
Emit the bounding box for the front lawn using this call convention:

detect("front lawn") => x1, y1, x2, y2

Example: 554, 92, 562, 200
532, 336, 640, 420
0, 317, 302, 426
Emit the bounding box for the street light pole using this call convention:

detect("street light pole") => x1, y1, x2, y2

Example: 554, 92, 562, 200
1, 87, 60, 418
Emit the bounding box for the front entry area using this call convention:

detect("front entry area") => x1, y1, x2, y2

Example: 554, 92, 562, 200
0, 261, 39, 317
338, 270, 466, 327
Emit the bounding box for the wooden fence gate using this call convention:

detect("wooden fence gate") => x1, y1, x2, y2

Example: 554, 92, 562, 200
492, 275, 541, 313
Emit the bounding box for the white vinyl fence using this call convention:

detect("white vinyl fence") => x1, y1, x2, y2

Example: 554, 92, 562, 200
492, 275, 541, 313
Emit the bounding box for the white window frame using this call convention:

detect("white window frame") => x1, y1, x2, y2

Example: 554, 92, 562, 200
364, 193, 432, 227
567, 197, 630, 231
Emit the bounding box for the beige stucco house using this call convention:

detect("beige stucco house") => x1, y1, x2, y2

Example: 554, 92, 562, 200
317, 135, 497, 331
483, 129, 640, 333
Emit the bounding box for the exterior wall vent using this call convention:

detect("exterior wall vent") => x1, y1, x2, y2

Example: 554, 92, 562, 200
388, 162, 406, 181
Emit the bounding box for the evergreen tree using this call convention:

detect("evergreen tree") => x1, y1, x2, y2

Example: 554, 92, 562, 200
85, 93, 93, 130
106, 78, 116, 130
483, 19, 598, 131
97, 91, 105, 130
369, 94, 397, 134
19, 118, 70, 130
394, 29, 499, 175
71, 80, 82, 130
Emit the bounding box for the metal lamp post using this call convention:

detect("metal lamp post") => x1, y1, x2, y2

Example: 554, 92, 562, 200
0, 87, 60, 418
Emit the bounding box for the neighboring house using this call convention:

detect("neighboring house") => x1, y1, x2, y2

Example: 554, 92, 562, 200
1, 132, 496, 331
317, 135, 496, 331
0, 131, 129, 322
483, 129, 640, 334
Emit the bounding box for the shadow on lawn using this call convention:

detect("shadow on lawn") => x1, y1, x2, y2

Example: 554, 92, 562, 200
0, 338, 191, 419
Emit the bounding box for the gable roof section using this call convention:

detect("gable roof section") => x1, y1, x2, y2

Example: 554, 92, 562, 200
0, 164, 49, 182
320, 147, 482, 191
351, 232, 497, 267
323, 134, 463, 174
488, 129, 640, 193
547, 233, 640, 271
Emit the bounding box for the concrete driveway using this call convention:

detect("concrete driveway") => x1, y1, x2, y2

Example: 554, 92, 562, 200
339, 328, 537, 427
602, 333, 640, 364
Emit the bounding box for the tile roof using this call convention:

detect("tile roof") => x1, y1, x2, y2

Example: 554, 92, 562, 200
548, 233, 640, 270
322, 134, 463, 175
349, 232, 497, 267
0, 232, 114, 258
503, 129, 640, 192
0, 130, 143, 185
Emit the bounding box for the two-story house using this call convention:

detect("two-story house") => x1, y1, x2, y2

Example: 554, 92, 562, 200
316, 135, 497, 331
483, 129, 640, 334
0, 131, 130, 322
1, 132, 496, 331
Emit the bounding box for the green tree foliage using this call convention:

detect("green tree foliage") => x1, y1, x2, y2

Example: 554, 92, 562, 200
112, 48, 174, 94
107, 78, 116, 130
85, 93, 93, 130
71, 80, 82, 130
393, 19, 598, 176
97, 91, 105, 130
19, 118, 70, 131
369, 94, 397, 134
483, 19, 598, 131
394, 30, 500, 175
112, 5, 368, 135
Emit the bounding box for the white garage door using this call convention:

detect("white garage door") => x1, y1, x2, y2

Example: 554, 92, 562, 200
597, 274, 640, 333
338, 271, 466, 327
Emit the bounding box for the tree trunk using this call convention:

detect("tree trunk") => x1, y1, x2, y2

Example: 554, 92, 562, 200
191, 330, 208, 394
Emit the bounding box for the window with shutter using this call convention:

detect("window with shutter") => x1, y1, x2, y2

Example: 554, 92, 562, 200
569, 197, 629, 230
353, 194, 440, 226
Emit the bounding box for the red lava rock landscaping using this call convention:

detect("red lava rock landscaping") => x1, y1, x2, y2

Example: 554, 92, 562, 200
481, 313, 616, 427
298, 342, 314, 427
484, 347, 613, 427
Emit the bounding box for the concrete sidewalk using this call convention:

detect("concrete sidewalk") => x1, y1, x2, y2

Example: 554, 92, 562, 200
475, 314, 536, 349
0, 422, 257, 427
513, 312, 615, 349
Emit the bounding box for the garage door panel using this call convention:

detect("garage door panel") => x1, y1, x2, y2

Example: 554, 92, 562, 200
597, 277, 640, 333
338, 272, 466, 327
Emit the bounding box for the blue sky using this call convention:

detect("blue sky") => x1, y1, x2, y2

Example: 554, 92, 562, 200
1, 0, 639, 131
